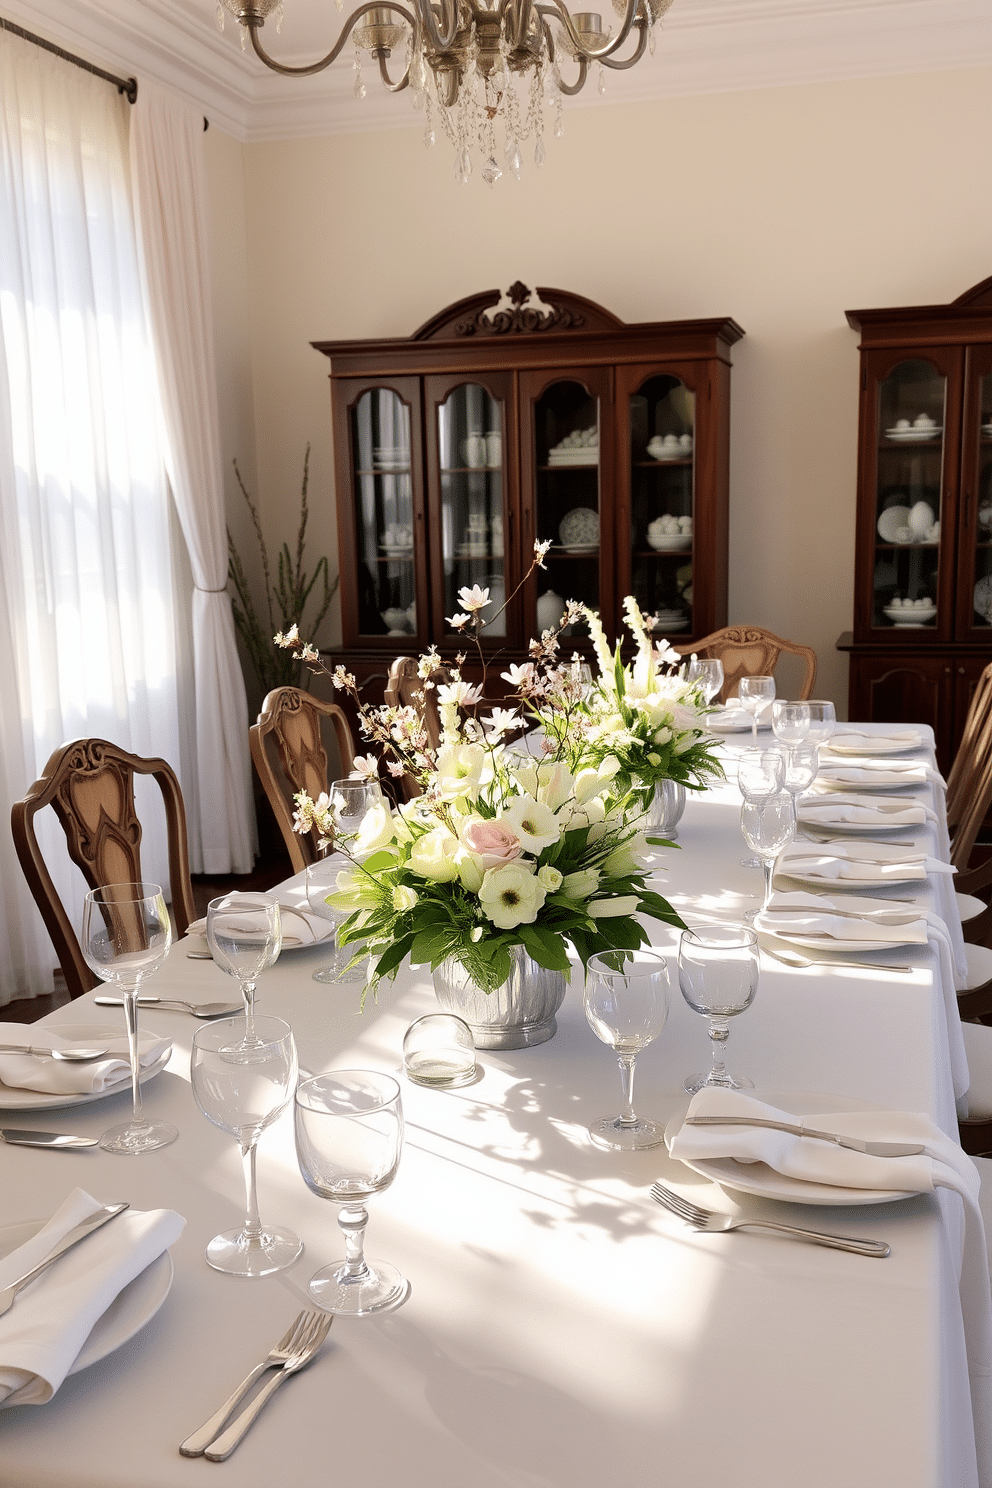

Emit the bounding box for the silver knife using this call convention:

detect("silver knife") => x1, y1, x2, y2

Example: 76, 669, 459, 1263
685, 1115, 924, 1157
0, 1202, 129, 1317
1, 1128, 99, 1149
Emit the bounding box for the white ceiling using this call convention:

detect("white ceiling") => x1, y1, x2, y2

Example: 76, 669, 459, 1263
3, 0, 990, 141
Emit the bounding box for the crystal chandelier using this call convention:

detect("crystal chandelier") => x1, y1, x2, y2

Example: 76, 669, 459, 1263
217, 0, 674, 184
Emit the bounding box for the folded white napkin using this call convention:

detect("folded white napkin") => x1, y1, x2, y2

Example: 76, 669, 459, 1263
755, 908, 928, 946
0, 1188, 185, 1406
822, 729, 923, 754
797, 792, 936, 828
776, 839, 954, 883
708, 701, 773, 732
667, 1087, 992, 1476
816, 757, 944, 790
0, 1024, 171, 1096
188, 895, 328, 948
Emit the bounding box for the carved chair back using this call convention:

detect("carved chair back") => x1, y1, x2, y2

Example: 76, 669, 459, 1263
11, 739, 196, 1000
250, 687, 357, 874
672, 625, 817, 703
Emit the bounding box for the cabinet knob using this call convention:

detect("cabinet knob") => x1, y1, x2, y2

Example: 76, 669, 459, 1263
945, 667, 951, 675
959, 667, 966, 675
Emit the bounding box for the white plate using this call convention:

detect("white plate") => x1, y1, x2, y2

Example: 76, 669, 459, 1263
0, 1024, 172, 1111
759, 924, 916, 953
876, 505, 911, 541
647, 535, 692, 551
555, 543, 599, 555
649, 450, 691, 462
883, 427, 942, 443
822, 733, 923, 756
883, 605, 936, 627
663, 1104, 918, 1206
0, 1219, 173, 1388
775, 860, 924, 890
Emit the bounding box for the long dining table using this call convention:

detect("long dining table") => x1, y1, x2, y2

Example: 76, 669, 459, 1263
1, 723, 989, 1487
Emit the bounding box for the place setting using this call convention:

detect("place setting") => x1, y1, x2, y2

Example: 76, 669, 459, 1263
773, 834, 954, 889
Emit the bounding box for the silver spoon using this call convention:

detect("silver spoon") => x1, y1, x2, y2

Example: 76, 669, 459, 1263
94, 996, 243, 1019
0, 1043, 111, 1062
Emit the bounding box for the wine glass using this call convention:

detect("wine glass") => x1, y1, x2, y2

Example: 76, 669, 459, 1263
686, 657, 724, 705
295, 1070, 407, 1316
206, 893, 282, 1049
740, 793, 796, 917
805, 700, 837, 747
82, 882, 177, 1156
583, 950, 670, 1150
305, 852, 365, 985
738, 675, 775, 744
737, 749, 785, 867
190, 1015, 302, 1277
678, 926, 760, 1094
328, 779, 376, 851
781, 742, 820, 832
771, 700, 811, 747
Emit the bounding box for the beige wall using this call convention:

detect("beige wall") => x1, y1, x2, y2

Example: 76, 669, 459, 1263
205, 64, 992, 711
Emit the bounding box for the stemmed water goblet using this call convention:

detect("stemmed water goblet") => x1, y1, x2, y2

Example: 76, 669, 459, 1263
206, 893, 282, 1050
328, 779, 376, 850
740, 793, 797, 917
678, 926, 760, 1094
190, 1015, 302, 1277
305, 852, 365, 985
81, 882, 177, 1155
781, 743, 820, 836
686, 657, 724, 705
804, 700, 837, 747
738, 675, 775, 743
295, 1070, 407, 1316
771, 700, 811, 748
737, 747, 785, 867
583, 950, 670, 1150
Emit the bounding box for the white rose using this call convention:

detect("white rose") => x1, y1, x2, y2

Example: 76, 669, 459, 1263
561, 868, 599, 901
537, 865, 563, 893
479, 862, 546, 929
409, 826, 460, 882
392, 884, 419, 911
435, 743, 486, 801
354, 802, 396, 857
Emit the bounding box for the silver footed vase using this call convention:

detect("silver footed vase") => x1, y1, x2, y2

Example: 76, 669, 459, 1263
646, 779, 687, 840
432, 945, 567, 1050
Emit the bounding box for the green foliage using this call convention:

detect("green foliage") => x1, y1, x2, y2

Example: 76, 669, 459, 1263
226, 445, 339, 696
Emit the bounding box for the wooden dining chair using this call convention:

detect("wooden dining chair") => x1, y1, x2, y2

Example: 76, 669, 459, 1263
946, 663, 992, 828
671, 625, 817, 703
10, 738, 197, 1001
249, 686, 357, 874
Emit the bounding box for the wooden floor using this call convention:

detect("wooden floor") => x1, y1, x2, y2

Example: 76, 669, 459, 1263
3, 848, 293, 1025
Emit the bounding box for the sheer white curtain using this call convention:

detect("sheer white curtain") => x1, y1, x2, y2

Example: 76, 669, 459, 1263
0, 31, 185, 999
129, 81, 253, 877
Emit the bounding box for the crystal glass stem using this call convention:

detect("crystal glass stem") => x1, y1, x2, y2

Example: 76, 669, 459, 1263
338, 1204, 371, 1283
762, 858, 775, 911
240, 978, 258, 1044
617, 1053, 638, 1127
751, 716, 758, 745
707, 1018, 732, 1084
240, 1139, 263, 1244
122, 985, 147, 1130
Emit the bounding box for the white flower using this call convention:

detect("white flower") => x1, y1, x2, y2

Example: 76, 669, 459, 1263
483, 707, 520, 738
436, 743, 486, 800
502, 795, 561, 853
437, 679, 483, 708
534, 538, 552, 567
561, 868, 599, 900
537, 865, 563, 892
457, 584, 490, 613
479, 862, 546, 929
354, 802, 396, 857
588, 896, 640, 918
501, 661, 536, 689
533, 760, 574, 812
352, 754, 379, 781
392, 885, 419, 912
409, 826, 461, 882
603, 835, 648, 878
273, 622, 299, 648
446, 612, 471, 631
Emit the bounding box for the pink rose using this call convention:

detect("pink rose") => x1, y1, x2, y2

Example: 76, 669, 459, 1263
461, 819, 522, 873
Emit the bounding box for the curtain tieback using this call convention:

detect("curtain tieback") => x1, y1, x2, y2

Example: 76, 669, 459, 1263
195, 584, 228, 594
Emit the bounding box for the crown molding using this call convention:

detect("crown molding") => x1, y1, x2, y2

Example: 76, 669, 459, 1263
3, 0, 990, 143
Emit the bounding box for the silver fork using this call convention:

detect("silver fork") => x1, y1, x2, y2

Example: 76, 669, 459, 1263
650, 1182, 890, 1257
202, 1313, 334, 1460
179, 1311, 330, 1457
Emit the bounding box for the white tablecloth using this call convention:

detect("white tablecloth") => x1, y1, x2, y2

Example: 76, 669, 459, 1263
0, 725, 988, 1487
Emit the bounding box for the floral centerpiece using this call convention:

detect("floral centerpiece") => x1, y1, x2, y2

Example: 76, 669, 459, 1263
276, 550, 688, 1045
508, 595, 723, 822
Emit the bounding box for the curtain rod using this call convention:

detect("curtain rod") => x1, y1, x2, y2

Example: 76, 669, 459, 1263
0, 15, 138, 103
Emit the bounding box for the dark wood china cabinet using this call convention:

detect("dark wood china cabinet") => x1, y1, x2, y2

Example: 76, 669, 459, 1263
313, 283, 743, 699
838, 276, 992, 771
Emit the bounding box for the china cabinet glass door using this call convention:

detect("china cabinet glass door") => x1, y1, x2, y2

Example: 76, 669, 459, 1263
426, 375, 513, 643
519, 367, 613, 642
865, 354, 959, 638
959, 345, 992, 640
349, 385, 425, 642
626, 372, 696, 638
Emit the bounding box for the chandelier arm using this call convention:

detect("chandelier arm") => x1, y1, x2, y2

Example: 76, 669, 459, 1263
599, 19, 649, 69
503, 0, 533, 50
536, 16, 588, 95
247, 3, 419, 77
375, 49, 411, 90
534, 0, 638, 61
418, 0, 461, 54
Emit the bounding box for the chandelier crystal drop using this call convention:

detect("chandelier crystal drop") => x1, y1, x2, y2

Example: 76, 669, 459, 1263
217, 0, 675, 183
